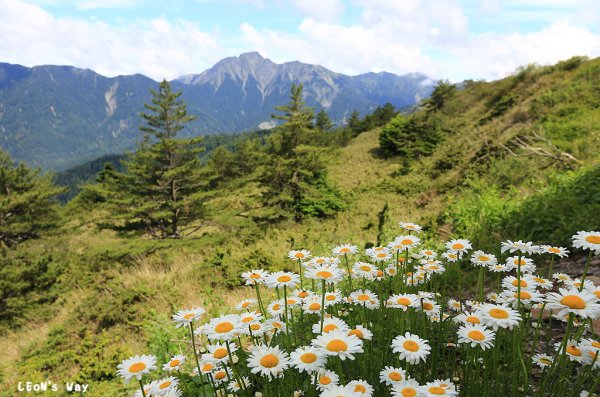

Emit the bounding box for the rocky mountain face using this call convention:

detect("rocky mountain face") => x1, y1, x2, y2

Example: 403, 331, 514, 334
0, 52, 433, 170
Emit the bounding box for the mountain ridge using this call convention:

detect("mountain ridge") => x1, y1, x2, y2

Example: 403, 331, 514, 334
0, 52, 433, 170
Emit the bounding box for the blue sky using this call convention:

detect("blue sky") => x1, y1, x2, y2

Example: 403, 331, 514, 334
1, 0, 599, 81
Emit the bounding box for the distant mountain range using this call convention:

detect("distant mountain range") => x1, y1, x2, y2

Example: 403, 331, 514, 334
0, 52, 434, 170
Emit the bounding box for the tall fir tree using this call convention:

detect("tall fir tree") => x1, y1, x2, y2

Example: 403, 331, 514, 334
106, 80, 206, 238
0, 149, 65, 247
315, 109, 334, 132
270, 83, 315, 155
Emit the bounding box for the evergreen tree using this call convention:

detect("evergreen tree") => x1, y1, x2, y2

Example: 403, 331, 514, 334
257, 85, 345, 223
425, 80, 456, 111
106, 80, 206, 238
315, 109, 334, 132
347, 110, 364, 136
0, 149, 65, 247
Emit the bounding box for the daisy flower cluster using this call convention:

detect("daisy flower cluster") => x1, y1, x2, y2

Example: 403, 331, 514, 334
117, 225, 600, 397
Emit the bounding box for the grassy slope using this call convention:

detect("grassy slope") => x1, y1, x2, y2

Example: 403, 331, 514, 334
1, 57, 599, 396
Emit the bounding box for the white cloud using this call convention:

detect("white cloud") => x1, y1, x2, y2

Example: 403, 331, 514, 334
76, 0, 138, 10
290, 0, 344, 22
0, 0, 224, 80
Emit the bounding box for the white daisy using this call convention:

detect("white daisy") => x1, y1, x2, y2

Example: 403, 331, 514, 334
540, 245, 570, 258
391, 379, 421, 397
324, 291, 343, 306
266, 271, 301, 289
247, 345, 291, 379
162, 355, 185, 372
264, 318, 287, 334
420, 249, 437, 259
240, 310, 262, 326
419, 379, 457, 396
501, 240, 540, 255
500, 289, 544, 308
553, 272, 573, 283
206, 342, 236, 363
457, 324, 495, 350
117, 354, 157, 383
305, 265, 345, 284
172, 307, 205, 328
445, 239, 472, 256
348, 379, 373, 396
352, 262, 378, 280
350, 290, 379, 309
391, 332, 431, 364
290, 346, 326, 373
333, 244, 359, 256
347, 325, 373, 341
288, 249, 312, 261
154, 377, 179, 393
505, 256, 536, 273
228, 376, 250, 393
212, 367, 232, 384
203, 314, 243, 341
311, 329, 364, 361
554, 340, 586, 363
320, 384, 360, 397
392, 235, 421, 250
241, 269, 269, 285
545, 288, 600, 319
532, 353, 553, 368
267, 300, 286, 317
379, 366, 406, 385
470, 250, 497, 267
312, 316, 349, 334
442, 251, 459, 262
399, 222, 422, 233
387, 294, 417, 311
454, 311, 483, 326
315, 369, 339, 391
235, 298, 257, 311
303, 296, 325, 314
572, 231, 600, 255
479, 303, 522, 330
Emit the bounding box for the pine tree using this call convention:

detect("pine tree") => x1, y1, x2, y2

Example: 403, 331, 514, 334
0, 149, 65, 247
347, 110, 364, 136
270, 83, 315, 155
315, 109, 333, 132
107, 80, 206, 238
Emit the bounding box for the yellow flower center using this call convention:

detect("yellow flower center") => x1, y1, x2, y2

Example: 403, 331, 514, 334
308, 303, 321, 311
401, 239, 413, 245
548, 247, 561, 253
215, 371, 226, 380
323, 324, 338, 333
250, 273, 261, 279
360, 265, 372, 271
295, 252, 305, 258
388, 371, 403, 381
566, 345, 582, 356
377, 270, 384, 277
298, 291, 309, 298
561, 295, 586, 309
468, 330, 486, 341
215, 322, 234, 333
250, 324, 261, 331
403, 340, 420, 352
327, 339, 348, 352
242, 316, 253, 323
401, 388, 417, 397
128, 362, 146, 373
201, 363, 214, 372
159, 381, 171, 389
349, 329, 364, 338
512, 279, 527, 287
428, 387, 446, 395
466, 316, 480, 324
377, 252, 387, 258
325, 295, 336, 301
479, 255, 490, 261
422, 302, 434, 311
357, 294, 370, 301
320, 376, 331, 385
585, 235, 600, 244
300, 353, 317, 363
277, 275, 291, 282
539, 358, 551, 365
489, 308, 509, 319
593, 291, 600, 299
183, 313, 195, 320
513, 259, 526, 266
354, 384, 367, 393
591, 341, 600, 348
340, 248, 350, 253
514, 291, 531, 299
169, 359, 180, 368
430, 265, 439, 270
452, 243, 464, 250
316, 271, 333, 279
272, 304, 281, 311
397, 298, 411, 306
213, 348, 228, 359
259, 354, 279, 368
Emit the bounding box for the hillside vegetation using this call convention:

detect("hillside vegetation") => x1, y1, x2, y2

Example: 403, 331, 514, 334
1, 56, 599, 396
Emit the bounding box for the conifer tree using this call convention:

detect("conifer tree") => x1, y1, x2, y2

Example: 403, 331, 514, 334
108, 80, 206, 238
0, 149, 65, 247
315, 109, 333, 132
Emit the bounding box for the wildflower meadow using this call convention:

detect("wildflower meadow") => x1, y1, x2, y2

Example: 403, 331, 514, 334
116, 223, 600, 397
